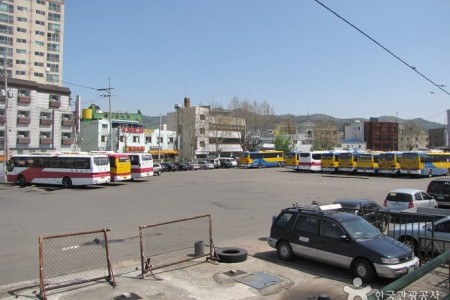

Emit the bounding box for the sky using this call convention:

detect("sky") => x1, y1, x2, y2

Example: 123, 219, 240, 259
62, 1, 450, 124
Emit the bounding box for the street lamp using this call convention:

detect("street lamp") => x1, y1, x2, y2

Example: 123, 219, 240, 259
2, 51, 8, 180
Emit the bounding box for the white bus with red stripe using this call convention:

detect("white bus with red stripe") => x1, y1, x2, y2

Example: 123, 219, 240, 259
128, 153, 154, 179
298, 151, 328, 172
6, 153, 111, 188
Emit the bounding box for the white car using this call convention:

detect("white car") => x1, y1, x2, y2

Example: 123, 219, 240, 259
388, 216, 450, 254
383, 189, 438, 212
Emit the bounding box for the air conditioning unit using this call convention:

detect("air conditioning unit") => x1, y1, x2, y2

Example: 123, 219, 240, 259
41, 116, 47, 119
18, 135, 25, 138
40, 135, 48, 138
63, 117, 69, 120
18, 114, 25, 118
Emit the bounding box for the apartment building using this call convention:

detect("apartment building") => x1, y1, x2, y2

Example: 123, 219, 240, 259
0, 0, 64, 85
167, 97, 245, 161
364, 119, 399, 151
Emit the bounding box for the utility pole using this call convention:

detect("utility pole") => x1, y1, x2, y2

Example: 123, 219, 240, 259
3, 51, 8, 181
97, 79, 114, 151
158, 113, 161, 161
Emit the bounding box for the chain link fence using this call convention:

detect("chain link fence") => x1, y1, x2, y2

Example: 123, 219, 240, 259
38, 229, 115, 300
139, 214, 213, 278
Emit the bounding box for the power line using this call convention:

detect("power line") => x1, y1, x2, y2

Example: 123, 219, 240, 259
312, 0, 450, 97
62, 80, 98, 90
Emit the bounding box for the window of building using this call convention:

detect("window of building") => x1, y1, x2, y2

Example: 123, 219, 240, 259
48, 2, 61, 12
0, 24, 12, 34
119, 136, 124, 142
15, 70, 26, 75
17, 17, 27, 22
47, 32, 60, 42
17, 6, 27, 11
17, 27, 27, 33
48, 22, 60, 32
35, 30, 45, 36
47, 43, 59, 52
46, 73, 59, 83
200, 114, 206, 120
16, 38, 26, 43
34, 51, 44, 56
46, 63, 59, 72
36, 9, 45, 15
0, 13, 14, 24
0, 46, 12, 56
0, 36, 12, 46
200, 128, 205, 134
146, 137, 152, 143
200, 141, 206, 147
101, 135, 107, 142
48, 12, 60, 22
34, 62, 44, 67
169, 137, 174, 144
133, 136, 140, 143
102, 124, 108, 128
16, 59, 26, 64
35, 20, 45, 26
0, 4, 13, 13
34, 72, 44, 77
35, 41, 44, 46
36, 0, 46, 5
46, 53, 59, 62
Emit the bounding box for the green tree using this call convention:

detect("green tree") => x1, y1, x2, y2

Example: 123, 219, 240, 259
274, 134, 292, 154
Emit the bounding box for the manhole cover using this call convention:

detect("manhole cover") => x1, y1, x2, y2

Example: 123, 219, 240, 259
235, 271, 283, 289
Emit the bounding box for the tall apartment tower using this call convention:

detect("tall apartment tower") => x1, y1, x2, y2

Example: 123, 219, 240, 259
0, 0, 64, 85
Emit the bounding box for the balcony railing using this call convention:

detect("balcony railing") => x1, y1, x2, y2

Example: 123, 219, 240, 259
61, 138, 74, 145
17, 116, 31, 124
18, 96, 31, 104
61, 119, 75, 126
39, 138, 52, 145
40, 118, 53, 125
49, 100, 61, 108
17, 137, 31, 144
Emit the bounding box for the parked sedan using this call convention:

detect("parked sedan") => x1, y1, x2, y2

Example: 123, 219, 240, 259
388, 216, 450, 254
188, 162, 201, 170
153, 163, 163, 176
199, 161, 215, 170
333, 199, 390, 232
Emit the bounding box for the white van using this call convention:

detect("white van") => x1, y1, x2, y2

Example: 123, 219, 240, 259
214, 157, 237, 168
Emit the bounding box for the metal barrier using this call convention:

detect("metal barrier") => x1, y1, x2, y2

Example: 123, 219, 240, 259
38, 229, 115, 300
139, 214, 214, 278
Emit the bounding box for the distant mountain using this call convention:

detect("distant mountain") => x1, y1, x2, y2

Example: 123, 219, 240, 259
142, 113, 445, 130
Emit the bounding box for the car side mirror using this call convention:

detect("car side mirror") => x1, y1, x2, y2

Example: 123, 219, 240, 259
340, 235, 350, 242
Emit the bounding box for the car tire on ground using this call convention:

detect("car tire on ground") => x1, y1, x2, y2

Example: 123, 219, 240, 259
352, 258, 376, 283
277, 241, 294, 261
215, 247, 247, 263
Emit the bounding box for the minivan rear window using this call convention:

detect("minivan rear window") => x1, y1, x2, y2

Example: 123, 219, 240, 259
386, 192, 412, 202
427, 181, 450, 194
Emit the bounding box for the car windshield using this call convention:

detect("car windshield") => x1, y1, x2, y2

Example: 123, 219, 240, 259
340, 217, 381, 239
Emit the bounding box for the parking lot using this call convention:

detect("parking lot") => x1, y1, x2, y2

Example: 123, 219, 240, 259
0, 168, 437, 288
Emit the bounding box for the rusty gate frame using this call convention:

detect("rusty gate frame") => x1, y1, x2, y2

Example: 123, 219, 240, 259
139, 214, 215, 278
38, 228, 115, 300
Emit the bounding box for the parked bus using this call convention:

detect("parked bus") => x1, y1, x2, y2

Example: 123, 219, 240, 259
128, 153, 154, 179
107, 153, 131, 181
338, 151, 365, 173
238, 150, 285, 168
298, 151, 328, 172
6, 153, 111, 187
400, 151, 450, 177
320, 151, 344, 173
356, 152, 382, 174
378, 151, 402, 176
285, 151, 301, 171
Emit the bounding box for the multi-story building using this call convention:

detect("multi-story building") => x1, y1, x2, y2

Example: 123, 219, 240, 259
0, 0, 64, 85
145, 125, 177, 161
0, 77, 73, 157
364, 118, 398, 151
428, 127, 448, 150
78, 104, 145, 153
167, 97, 245, 161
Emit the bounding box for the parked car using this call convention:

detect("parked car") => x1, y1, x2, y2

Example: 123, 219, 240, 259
174, 162, 190, 171
153, 163, 163, 176
332, 199, 390, 232
188, 162, 201, 170
161, 162, 177, 172
383, 189, 438, 212
267, 203, 419, 282
426, 177, 450, 208
199, 161, 215, 170
388, 216, 450, 255
215, 157, 238, 168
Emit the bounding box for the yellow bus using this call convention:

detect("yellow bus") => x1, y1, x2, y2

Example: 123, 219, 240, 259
338, 152, 365, 174
285, 151, 300, 171
238, 150, 285, 168
400, 151, 450, 177
378, 151, 402, 176
356, 152, 383, 175
320, 151, 347, 173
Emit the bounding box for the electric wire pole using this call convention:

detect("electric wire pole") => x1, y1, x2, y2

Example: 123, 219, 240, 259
97, 79, 114, 151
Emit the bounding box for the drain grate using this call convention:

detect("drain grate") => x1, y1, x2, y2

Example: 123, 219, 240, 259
234, 271, 283, 290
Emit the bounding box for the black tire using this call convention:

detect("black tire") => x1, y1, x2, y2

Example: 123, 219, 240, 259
17, 175, 26, 187
277, 241, 294, 261
62, 177, 72, 188
216, 247, 247, 263
379, 218, 388, 233
352, 258, 376, 283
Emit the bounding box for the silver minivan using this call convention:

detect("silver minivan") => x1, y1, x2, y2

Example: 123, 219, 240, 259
383, 189, 438, 212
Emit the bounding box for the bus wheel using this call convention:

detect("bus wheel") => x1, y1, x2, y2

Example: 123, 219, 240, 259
17, 175, 26, 187
427, 169, 433, 178
62, 177, 73, 188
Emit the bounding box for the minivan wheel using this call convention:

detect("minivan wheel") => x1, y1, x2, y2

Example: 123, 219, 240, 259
277, 241, 294, 261
352, 258, 376, 283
